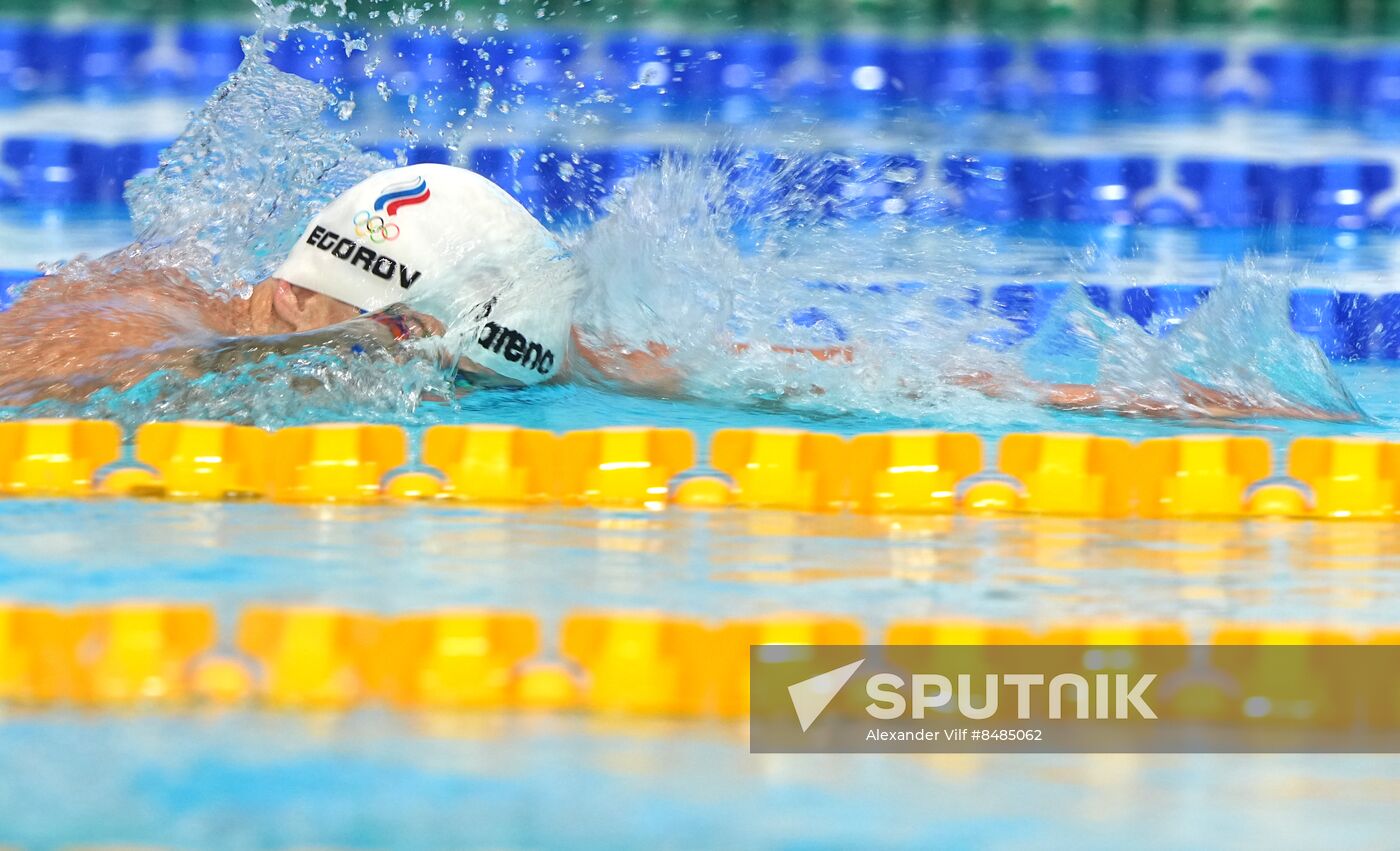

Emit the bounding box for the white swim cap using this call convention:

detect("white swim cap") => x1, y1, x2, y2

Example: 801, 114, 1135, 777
273, 163, 579, 385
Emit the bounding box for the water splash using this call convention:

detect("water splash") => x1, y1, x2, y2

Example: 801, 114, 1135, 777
568, 152, 1018, 422
14, 350, 451, 433
126, 47, 388, 296
568, 151, 1364, 422
1158, 264, 1360, 414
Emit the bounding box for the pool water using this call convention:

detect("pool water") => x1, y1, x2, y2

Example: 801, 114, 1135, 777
3, 12, 1400, 849
0, 713, 1395, 850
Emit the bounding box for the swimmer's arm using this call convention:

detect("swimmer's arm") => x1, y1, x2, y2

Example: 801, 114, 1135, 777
1171, 376, 1363, 422
1075, 378, 1360, 421
193, 304, 446, 373
566, 329, 856, 394
950, 372, 1362, 422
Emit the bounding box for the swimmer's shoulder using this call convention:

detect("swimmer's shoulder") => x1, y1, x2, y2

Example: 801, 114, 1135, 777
13, 266, 203, 305
3, 266, 226, 342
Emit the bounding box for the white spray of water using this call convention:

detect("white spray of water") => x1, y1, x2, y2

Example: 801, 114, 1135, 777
568, 151, 1362, 421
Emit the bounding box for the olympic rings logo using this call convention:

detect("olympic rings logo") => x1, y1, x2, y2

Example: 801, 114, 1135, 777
354, 211, 401, 243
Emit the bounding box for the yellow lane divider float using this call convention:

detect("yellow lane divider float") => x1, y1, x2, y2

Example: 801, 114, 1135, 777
0, 603, 1393, 715
0, 419, 1397, 520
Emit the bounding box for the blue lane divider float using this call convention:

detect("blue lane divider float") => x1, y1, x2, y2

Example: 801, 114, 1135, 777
793, 279, 1400, 362
1289, 289, 1374, 361
0, 23, 249, 104
179, 25, 249, 97
471, 145, 1272, 230
1052, 157, 1157, 225
1110, 43, 1225, 122
0, 136, 171, 207
255, 32, 1400, 134
711, 33, 799, 126
5, 130, 1400, 236
945, 152, 1400, 230
9, 24, 1400, 133
1374, 293, 1400, 360
463, 145, 667, 220
1287, 161, 1396, 230
8, 130, 1400, 235
1120, 284, 1213, 334
1161, 160, 1280, 228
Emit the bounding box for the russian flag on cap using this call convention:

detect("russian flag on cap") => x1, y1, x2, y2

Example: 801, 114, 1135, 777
374, 177, 431, 216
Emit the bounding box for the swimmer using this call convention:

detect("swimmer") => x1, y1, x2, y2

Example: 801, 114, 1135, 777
0, 164, 587, 406
0, 161, 847, 407
0, 162, 1362, 422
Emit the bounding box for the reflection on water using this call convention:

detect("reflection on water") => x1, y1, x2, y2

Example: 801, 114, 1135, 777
0, 500, 1396, 632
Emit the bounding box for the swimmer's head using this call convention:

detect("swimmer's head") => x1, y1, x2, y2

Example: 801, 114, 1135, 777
268, 163, 581, 384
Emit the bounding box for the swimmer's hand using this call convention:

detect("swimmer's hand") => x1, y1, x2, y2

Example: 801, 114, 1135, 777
570, 330, 683, 395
